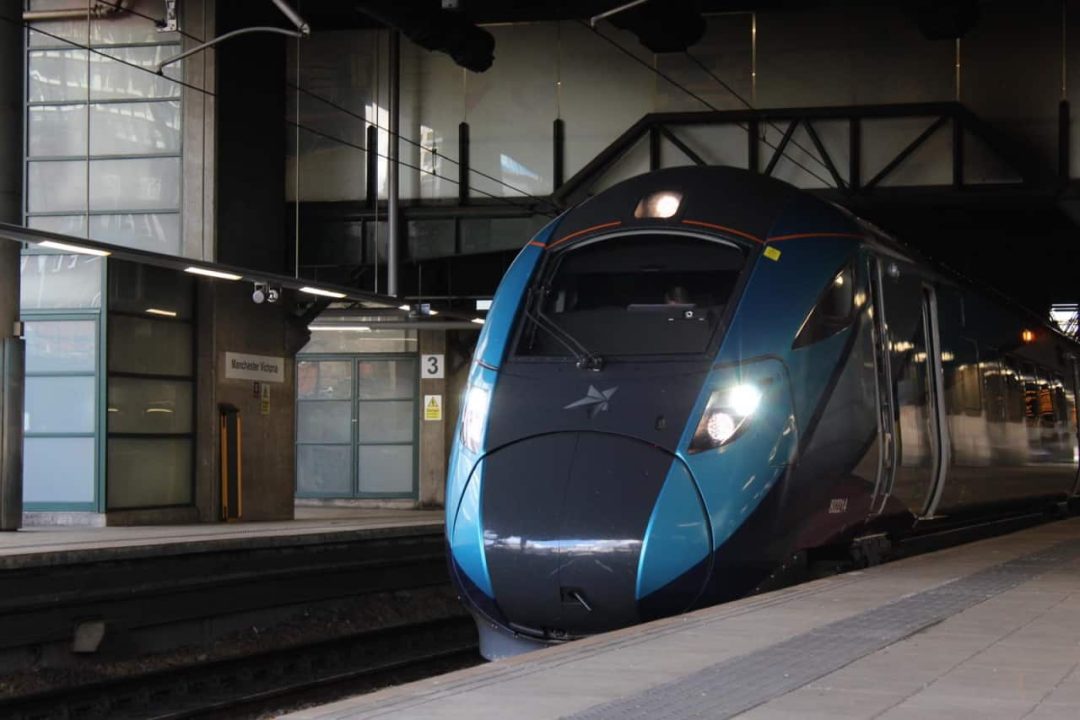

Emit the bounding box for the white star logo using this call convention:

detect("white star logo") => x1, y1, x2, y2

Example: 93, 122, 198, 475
564, 385, 619, 417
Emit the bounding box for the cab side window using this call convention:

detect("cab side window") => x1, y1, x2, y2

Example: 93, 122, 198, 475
792, 261, 857, 349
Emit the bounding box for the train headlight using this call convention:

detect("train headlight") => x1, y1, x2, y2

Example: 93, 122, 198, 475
461, 385, 491, 454
689, 383, 762, 453
634, 191, 683, 219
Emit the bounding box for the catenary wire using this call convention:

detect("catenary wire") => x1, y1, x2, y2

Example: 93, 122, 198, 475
582, 20, 836, 187
683, 50, 838, 183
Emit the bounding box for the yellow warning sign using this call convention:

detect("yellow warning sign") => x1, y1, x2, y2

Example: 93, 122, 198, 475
763, 246, 781, 261
424, 394, 443, 422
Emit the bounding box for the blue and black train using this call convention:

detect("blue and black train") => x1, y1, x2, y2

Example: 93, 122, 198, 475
445, 165, 1080, 659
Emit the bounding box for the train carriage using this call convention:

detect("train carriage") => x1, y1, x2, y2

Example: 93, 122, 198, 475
445, 166, 1080, 660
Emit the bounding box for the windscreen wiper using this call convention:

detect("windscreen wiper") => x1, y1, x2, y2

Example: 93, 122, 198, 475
523, 287, 605, 371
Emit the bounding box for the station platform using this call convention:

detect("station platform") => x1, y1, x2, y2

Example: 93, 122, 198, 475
285, 517, 1080, 720
0, 507, 442, 569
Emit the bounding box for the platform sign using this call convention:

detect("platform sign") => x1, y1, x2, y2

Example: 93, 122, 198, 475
225, 352, 285, 383
421, 354, 445, 379
424, 394, 443, 421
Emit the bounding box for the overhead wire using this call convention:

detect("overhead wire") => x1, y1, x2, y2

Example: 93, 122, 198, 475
683, 50, 838, 184
3, 10, 556, 217
288, 121, 557, 216
291, 83, 563, 215
581, 20, 836, 188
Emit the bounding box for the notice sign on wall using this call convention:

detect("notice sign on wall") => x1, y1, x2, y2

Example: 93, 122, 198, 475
424, 395, 443, 422
225, 352, 285, 383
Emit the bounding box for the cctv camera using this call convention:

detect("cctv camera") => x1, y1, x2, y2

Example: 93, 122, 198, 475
267, 287, 280, 303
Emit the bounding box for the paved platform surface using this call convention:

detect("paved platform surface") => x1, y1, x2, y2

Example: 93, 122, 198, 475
284, 517, 1080, 720
0, 508, 443, 569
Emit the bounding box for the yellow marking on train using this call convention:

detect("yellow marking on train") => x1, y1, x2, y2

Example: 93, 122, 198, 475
764, 246, 781, 261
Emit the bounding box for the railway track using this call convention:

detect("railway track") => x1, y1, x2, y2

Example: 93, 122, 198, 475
0, 617, 479, 720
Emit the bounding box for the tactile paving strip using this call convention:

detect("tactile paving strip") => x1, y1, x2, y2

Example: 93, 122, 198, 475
563, 539, 1080, 720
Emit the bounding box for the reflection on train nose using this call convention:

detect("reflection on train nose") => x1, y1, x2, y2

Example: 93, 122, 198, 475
483, 533, 642, 557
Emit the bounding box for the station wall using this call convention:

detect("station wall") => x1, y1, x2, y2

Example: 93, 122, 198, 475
288, 3, 1080, 203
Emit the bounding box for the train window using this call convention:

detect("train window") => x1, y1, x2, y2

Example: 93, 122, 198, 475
516, 234, 746, 357
1003, 357, 1025, 423
792, 261, 856, 349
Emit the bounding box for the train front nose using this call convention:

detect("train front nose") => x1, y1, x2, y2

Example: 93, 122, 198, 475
478, 432, 712, 642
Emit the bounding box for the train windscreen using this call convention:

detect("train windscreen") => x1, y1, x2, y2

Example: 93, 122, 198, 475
516, 234, 746, 358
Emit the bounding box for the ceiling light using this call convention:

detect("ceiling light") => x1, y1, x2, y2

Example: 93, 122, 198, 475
300, 286, 347, 299
309, 325, 371, 332
399, 304, 412, 311
185, 266, 242, 281
476, 299, 492, 310
145, 308, 177, 318
38, 240, 110, 257
471, 318, 485, 325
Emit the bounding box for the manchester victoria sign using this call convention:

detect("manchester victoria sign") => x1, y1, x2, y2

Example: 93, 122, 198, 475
224, 352, 286, 383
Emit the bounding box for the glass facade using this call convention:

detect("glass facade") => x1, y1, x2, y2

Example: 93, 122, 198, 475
106, 262, 195, 509
22, 314, 100, 507
296, 332, 419, 499
25, 1, 184, 255
20, 5, 193, 514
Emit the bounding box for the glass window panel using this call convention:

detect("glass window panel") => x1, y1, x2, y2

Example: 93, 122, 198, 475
91, 101, 181, 155
25, 320, 97, 373
27, 160, 87, 214
300, 329, 418, 354
25, 376, 95, 434
90, 46, 182, 101
109, 315, 192, 376
24, 436, 95, 503
297, 401, 352, 444
28, 1, 179, 47
108, 378, 193, 434
356, 359, 416, 400
460, 216, 548, 255
356, 400, 414, 443
407, 220, 455, 260
108, 260, 194, 318
107, 438, 192, 508
90, 213, 181, 254
358, 445, 413, 494
298, 360, 352, 400
27, 214, 89, 238
89, 157, 181, 211
20, 253, 103, 310
28, 104, 87, 157
297, 445, 353, 495
28, 48, 89, 102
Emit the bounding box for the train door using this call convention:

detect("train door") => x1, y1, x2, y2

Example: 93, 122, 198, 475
869, 258, 948, 519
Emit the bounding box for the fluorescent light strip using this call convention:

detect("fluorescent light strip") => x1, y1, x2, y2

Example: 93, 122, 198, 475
300, 286, 347, 299
471, 318, 485, 325
146, 308, 177, 318
309, 325, 372, 332
184, 266, 243, 281
399, 304, 412, 311
38, 240, 110, 257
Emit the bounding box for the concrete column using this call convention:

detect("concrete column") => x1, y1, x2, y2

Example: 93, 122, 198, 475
418, 330, 446, 508
0, 3, 23, 530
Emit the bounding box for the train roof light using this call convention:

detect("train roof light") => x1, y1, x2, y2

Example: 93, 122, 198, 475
634, 191, 682, 219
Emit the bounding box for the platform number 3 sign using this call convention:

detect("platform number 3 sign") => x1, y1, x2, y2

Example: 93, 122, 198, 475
421, 354, 445, 379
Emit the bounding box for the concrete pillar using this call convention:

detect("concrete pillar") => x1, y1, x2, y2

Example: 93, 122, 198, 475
0, 4, 23, 529
418, 330, 446, 508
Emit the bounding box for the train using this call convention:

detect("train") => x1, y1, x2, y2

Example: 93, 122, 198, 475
445, 165, 1080, 660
